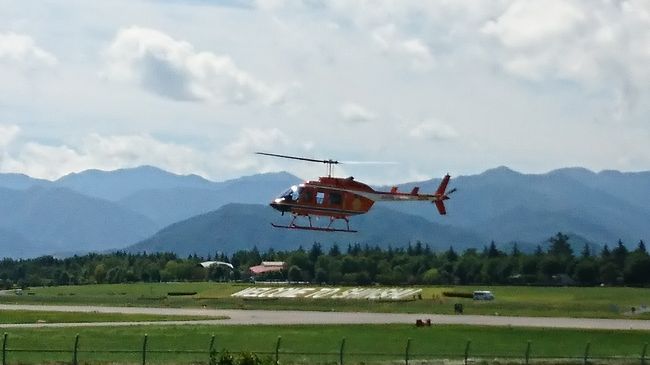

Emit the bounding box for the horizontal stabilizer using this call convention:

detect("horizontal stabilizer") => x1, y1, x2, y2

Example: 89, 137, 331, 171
434, 200, 446, 215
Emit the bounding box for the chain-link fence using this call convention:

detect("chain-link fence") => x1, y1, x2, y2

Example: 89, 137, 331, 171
1, 332, 648, 365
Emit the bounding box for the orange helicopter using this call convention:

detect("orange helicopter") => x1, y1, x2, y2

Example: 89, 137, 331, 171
257, 152, 456, 233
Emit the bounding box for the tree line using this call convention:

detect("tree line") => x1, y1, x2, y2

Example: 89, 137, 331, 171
0, 233, 649, 289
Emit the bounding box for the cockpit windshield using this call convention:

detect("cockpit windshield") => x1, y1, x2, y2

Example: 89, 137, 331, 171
276, 185, 301, 202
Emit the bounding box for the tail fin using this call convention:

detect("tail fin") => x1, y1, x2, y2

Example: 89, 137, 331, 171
434, 174, 452, 215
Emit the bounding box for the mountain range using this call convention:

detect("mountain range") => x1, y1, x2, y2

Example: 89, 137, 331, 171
1, 165, 648, 258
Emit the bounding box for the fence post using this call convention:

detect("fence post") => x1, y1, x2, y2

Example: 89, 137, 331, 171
641, 342, 648, 365
339, 338, 346, 365
209, 334, 216, 363
525, 340, 531, 365
275, 336, 282, 365
142, 334, 148, 365
464, 340, 471, 365
405, 338, 412, 365
583, 342, 591, 365
209, 335, 216, 353
2, 333, 7, 365
72, 334, 80, 365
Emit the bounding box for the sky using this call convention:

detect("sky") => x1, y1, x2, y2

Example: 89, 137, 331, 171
0, 0, 649, 184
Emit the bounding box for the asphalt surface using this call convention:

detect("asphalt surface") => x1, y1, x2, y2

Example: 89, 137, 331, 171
1, 304, 650, 330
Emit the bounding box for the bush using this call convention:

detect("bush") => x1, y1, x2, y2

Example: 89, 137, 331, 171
237, 352, 261, 365
210, 349, 234, 365
210, 350, 273, 365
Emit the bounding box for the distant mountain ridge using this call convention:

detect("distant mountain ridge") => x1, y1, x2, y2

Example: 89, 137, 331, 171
129, 204, 484, 257
1, 165, 649, 258
0, 167, 302, 257
0, 186, 158, 257
379, 166, 650, 245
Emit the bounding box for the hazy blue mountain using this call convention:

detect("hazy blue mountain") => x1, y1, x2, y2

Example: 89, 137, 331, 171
0, 186, 158, 257
3, 165, 650, 258
550, 168, 650, 210
128, 204, 484, 257
0, 227, 40, 258
117, 172, 301, 227
381, 166, 650, 246
54, 165, 216, 201
0, 173, 50, 190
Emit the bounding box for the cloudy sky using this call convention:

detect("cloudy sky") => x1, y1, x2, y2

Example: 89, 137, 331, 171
0, 0, 649, 184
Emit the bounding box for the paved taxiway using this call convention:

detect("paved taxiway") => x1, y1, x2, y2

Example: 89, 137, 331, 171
1, 304, 650, 330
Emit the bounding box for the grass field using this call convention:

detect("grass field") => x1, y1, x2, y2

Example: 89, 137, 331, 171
0, 310, 222, 324
1, 324, 649, 364
1, 283, 649, 319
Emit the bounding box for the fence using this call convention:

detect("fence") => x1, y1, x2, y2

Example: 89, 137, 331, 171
1, 332, 648, 365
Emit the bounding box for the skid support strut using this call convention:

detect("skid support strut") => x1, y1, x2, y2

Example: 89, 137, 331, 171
272, 215, 357, 233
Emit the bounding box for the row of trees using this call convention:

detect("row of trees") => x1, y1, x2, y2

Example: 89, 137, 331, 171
1, 233, 649, 289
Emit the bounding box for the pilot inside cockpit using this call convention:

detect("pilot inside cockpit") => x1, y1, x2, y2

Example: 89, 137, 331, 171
277, 185, 301, 202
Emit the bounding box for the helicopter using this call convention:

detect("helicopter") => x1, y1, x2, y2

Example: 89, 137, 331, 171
257, 152, 456, 233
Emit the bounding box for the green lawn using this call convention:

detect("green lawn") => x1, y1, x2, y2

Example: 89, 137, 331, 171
1, 324, 648, 364
0, 310, 222, 324
1, 283, 649, 319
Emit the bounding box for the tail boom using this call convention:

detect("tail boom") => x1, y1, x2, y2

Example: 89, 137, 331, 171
358, 174, 453, 215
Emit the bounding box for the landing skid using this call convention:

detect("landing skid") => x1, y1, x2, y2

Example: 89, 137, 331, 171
271, 223, 357, 233
271, 215, 357, 233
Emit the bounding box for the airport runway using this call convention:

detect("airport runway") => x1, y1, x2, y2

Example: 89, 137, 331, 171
1, 304, 650, 330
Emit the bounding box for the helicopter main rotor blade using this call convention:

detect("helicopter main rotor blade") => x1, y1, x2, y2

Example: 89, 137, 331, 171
341, 161, 398, 165
256, 152, 339, 165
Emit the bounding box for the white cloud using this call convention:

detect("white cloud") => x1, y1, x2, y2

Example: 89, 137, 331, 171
409, 120, 458, 141
0, 124, 20, 148
482, 1, 585, 48
372, 24, 434, 70
482, 0, 650, 88
104, 26, 284, 104
221, 128, 291, 171
0, 32, 57, 67
1, 133, 206, 180
0, 124, 20, 171
339, 102, 376, 123
2, 1, 650, 183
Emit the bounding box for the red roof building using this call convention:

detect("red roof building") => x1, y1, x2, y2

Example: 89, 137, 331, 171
249, 261, 286, 275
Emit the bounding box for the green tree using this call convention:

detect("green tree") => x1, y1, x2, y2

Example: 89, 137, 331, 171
634, 240, 647, 254
422, 268, 440, 284
94, 263, 107, 284
540, 256, 565, 278
623, 254, 650, 285
612, 240, 628, 269
314, 268, 328, 284
487, 241, 502, 258
548, 232, 572, 257
287, 265, 302, 282
599, 261, 619, 284
574, 259, 598, 285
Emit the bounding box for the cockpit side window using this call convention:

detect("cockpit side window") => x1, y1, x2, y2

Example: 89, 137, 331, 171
278, 188, 292, 200
278, 185, 302, 202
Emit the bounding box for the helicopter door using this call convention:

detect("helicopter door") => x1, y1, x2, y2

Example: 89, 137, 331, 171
330, 192, 342, 206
